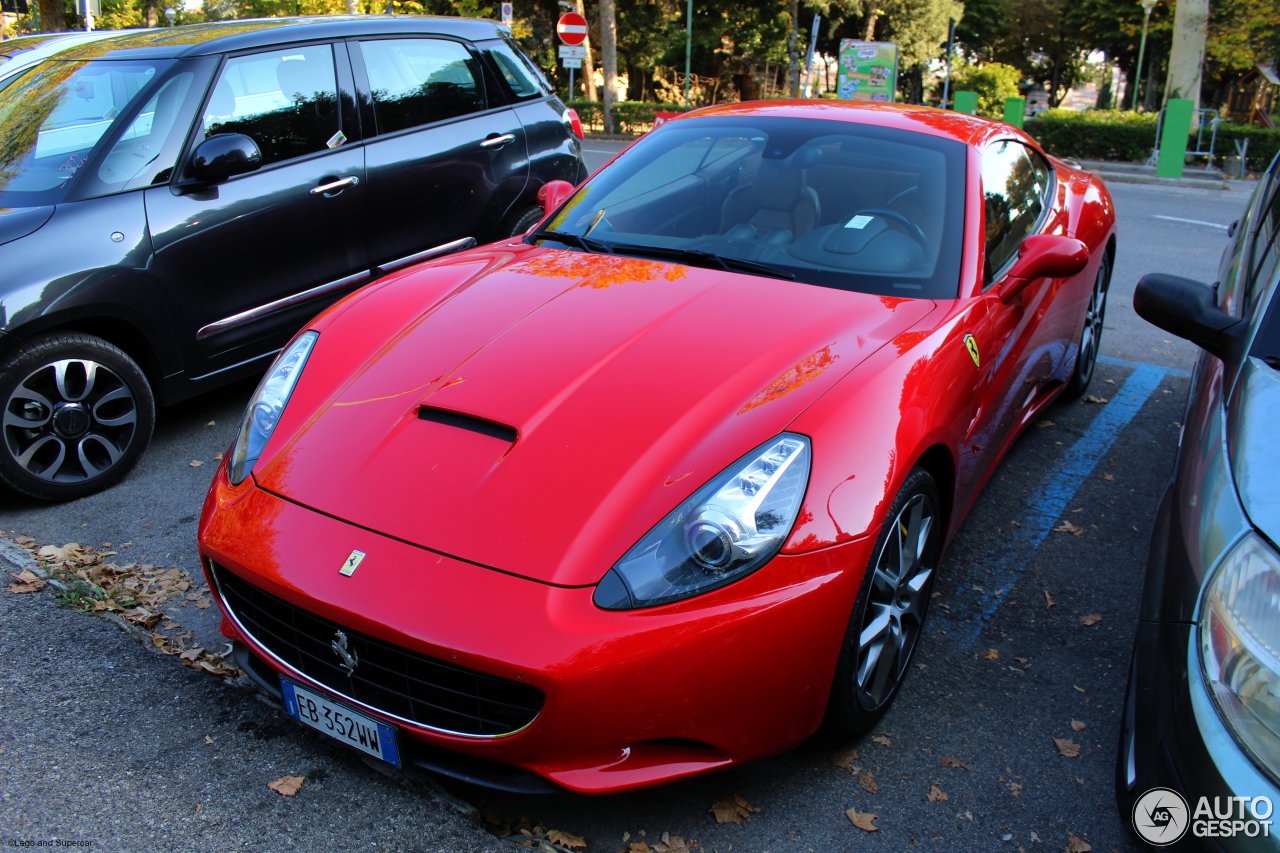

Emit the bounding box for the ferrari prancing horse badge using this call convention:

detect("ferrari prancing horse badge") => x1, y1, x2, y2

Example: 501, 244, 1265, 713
340, 549, 366, 577
964, 334, 981, 368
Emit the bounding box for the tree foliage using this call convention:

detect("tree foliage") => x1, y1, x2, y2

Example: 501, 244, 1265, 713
949, 60, 1020, 116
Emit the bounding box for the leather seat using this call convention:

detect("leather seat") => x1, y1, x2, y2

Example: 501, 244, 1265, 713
721, 159, 821, 244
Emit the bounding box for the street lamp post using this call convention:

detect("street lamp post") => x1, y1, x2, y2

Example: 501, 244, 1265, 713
1131, 0, 1157, 111
684, 0, 692, 105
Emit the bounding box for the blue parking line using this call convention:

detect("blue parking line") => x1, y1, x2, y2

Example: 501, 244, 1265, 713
963, 361, 1169, 646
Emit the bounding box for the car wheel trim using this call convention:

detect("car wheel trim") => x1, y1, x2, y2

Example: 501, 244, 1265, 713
855, 493, 936, 709
4, 358, 138, 483
1076, 260, 1109, 384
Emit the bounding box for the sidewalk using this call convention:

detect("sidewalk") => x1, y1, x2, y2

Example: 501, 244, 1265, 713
1076, 159, 1235, 190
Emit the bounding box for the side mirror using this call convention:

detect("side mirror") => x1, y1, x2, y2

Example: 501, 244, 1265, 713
537, 179, 576, 216
190, 133, 262, 184
998, 234, 1090, 303
1133, 273, 1244, 359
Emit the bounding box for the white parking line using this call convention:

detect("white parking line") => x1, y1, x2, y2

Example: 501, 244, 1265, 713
1153, 215, 1229, 230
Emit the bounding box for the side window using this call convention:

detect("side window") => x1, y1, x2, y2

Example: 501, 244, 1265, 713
1246, 180, 1280, 319
202, 44, 340, 168
981, 140, 1050, 283
485, 39, 548, 101
97, 71, 195, 190
360, 39, 485, 134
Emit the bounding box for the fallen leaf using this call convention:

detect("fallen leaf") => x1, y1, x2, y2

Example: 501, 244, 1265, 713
1080, 614, 1102, 627
927, 784, 948, 802
1044, 589, 1057, 609
7, 570, 47, 594
1036, 419, 1055, 429
194, 803, 203, 815
652, 834, 690, 853
872, 734, 893, 747
626, 844, 650, 853
204, 735, 214, 745
205, 420, 216, 428
14, 535, 35, 547
709, 793, 759, 824
181, 648, 204, 661
37, 543, 84, 564
1066, 832, 1092, 852
1070, 719, 1087, 732
940, 756, 971, 771
858, 771, 878, 794
1102, 472, 1115, 481
1054, 520, 1085, 536
189, 460, 205, 468
832, 749, 860, 773
1083, 395, 1109, 404
267, 775, 304, 797
847, 808, 879, 832
546, 829, 586, 850
1054, 738, 1081, 758
983, 647, 1000, 660
1004, 780, 1023, 797
214, 451, 225, 462
193, 596, 212, 610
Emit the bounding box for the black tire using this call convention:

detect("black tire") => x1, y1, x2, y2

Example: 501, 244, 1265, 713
0, 333, 155, 501
825, 467, 942, 736
1062, 253, 1111, 400
506, 206, 544, 238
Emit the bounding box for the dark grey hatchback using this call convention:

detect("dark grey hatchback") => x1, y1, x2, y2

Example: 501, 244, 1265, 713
0, 16, 586, 500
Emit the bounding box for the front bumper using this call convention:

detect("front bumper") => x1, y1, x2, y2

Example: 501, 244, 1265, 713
198, 469, 867, 794
1118, 488, 1280, 850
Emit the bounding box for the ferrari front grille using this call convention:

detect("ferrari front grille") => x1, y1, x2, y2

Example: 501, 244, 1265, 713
209, 561, 543, 737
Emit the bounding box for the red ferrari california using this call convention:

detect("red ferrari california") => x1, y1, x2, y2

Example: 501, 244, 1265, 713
197, 101, 1115, 794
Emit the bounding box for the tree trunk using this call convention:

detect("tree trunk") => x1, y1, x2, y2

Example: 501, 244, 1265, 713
38, 0, 67, 31
787, 0, 800, 97
144, 0, 158, 28
1164, 0, 1207, 110
574, 0, 598, 102
599, 0, 618, 133
346, 0, 358, 13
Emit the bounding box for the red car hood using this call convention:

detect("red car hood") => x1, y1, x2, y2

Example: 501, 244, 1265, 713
256, 244, 936, 586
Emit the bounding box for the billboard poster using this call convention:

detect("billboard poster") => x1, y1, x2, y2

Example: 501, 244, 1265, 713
837, 40, 899, 102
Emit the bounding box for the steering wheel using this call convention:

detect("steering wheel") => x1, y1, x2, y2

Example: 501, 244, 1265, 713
851, 208, 928, 251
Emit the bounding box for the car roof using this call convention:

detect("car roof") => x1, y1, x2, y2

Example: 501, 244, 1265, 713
44, 15, 507, 61
684, 100, 1014, 148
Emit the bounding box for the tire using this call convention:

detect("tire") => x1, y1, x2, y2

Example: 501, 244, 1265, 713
825, 467, 942, 736
0, 333, 155, 501
1062, 253, 1111, 400
506, 205, 544, 238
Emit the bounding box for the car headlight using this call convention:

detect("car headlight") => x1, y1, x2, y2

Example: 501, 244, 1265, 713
1200, 531, 1280, 782
227, 331, 317, 485
594, 434, 810, 610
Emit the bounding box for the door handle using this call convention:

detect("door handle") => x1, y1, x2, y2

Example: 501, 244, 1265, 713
480, 134, 516, 149
310, 176, 360, 196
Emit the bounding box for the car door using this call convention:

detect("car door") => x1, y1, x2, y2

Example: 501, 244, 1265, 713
350, 35, 529, 271
145, 41, 368, 379
965, 139, 1059, 473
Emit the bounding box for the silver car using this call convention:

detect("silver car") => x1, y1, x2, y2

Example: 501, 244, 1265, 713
1118, 151, 1280, 848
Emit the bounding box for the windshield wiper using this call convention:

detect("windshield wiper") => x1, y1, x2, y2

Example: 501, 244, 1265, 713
526, 229, 612, 254
606, 243, 796, 281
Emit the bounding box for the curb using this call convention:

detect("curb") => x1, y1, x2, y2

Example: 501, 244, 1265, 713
1087, 171, 1230, 190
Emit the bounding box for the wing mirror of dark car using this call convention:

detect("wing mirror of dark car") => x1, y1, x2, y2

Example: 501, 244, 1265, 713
189, 133, 262, 184
1133, 273, 1245, 359
537, 179, 576, 216
998, 234, 1090, 303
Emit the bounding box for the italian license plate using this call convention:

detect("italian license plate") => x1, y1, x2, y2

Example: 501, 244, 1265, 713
281, 679, 401, 767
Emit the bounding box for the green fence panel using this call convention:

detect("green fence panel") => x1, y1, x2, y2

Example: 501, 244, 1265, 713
1157, 98, 1193, 179
1003, 97, 1025, 128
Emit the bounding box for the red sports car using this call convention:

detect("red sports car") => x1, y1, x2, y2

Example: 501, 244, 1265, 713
197, 101, 1115, 794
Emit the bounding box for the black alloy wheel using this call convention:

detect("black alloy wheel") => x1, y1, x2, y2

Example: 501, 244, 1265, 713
0, 333, 155, 501
1063, 254, 1111, 400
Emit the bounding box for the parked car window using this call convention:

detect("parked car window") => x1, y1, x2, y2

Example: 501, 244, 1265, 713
0, 58, 167, 205
981, 140, 1051, 284
485, 39, 546, 101
359, 38, 485, 133
95, 71, 195, 190
1246, 178, 1280, 319
202, 44, 340, 167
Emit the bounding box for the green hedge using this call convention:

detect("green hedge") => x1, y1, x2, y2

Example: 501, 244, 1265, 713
1024, 108, 1280, 173
569, 100, 694, 134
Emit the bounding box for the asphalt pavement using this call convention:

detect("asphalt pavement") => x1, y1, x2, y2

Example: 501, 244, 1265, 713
0, 143, 1258, 852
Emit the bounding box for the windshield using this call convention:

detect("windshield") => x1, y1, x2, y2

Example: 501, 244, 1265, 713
0, 58, 169, 206
534, 115, 967, 298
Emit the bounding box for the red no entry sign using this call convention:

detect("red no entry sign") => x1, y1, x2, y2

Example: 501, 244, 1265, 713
557, 12, 588, 45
